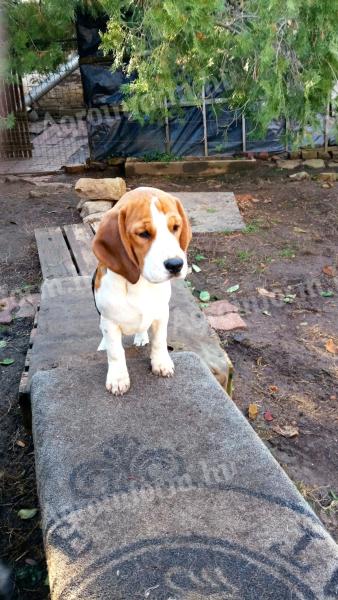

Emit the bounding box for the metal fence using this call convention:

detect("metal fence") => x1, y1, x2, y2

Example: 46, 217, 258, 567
0, 57, 90, 175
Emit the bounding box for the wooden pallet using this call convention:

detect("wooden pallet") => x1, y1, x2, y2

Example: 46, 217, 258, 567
19, 223, 97, 429
34, 222, 97, 279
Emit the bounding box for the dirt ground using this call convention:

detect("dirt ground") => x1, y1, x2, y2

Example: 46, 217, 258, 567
0, 165, 337, 598
0, 178, 81, 599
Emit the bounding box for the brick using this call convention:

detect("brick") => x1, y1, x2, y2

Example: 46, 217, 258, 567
301, 149, 318, 160
205, 299, 239, 316
125, 159, 256, 178
303, 159, 325, 169
318, 172, 337, 182
207, 313, 247, 331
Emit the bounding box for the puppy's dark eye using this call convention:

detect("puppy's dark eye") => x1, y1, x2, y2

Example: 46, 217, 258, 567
173, 224, 180, 232
138, 231, 151, 239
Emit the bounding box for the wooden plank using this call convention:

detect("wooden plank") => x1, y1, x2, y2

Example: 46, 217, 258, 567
35, 227, 77, 279
63, 223, 97, 276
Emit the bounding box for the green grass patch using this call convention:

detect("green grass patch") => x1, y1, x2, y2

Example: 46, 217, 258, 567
280, 247, 296, 259
243, 220, 261, 234
237, 250, 252, 262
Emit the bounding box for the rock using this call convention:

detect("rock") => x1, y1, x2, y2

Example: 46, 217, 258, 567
207, 313, 247, 331
328, 161, 338, 167
64, 164, 87, 174
289, 171, 310, 181
75, 177, 126, 201
107, 157, 126, 166
87, 160, 107, 171
77, 198, 86, 211
276, 160, 302, 170
29, 189, 46, 199
28, 183, 72, 198
205, 300, 239, 316
17, 294, 40, 318
0, 310, 13, 324
0, 296, 19, 324
303, 159, 325, 169
4, 175, 21, 183
288, 151, 300, 160
318, 172, 337, 182
83, 212, 105, 225
80, 201, 112, 218
90, 221, 101, 233
301, 149, 318, 160
0, 294, 39, 322
317, 151, 331, 160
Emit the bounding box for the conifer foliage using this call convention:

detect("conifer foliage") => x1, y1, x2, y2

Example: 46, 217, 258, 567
4, 0, 338, 140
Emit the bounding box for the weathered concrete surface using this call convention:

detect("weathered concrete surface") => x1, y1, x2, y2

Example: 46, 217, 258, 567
26, 277, 232, 394
177, 192, 245, 233
31, 353, 338, 600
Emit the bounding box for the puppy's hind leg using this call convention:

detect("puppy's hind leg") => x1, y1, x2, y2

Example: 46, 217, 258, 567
133, 330, 149, 347
100, 316, 130, 396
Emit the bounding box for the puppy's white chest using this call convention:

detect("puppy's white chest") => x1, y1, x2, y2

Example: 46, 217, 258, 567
95, 270, 171, 334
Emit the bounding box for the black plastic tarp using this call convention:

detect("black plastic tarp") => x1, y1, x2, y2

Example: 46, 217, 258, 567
76, 13, 336, 160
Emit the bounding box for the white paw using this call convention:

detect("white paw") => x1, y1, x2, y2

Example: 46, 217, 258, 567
151, 354, 175, 377
106, 370, 130, 396
134, 331, 149, 347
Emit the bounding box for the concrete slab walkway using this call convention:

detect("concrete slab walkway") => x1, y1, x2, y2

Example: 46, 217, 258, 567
178, 192, 245, 233
31, 353, 338, 599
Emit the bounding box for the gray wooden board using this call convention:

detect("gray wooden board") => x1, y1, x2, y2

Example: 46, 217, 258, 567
35, 227, 77, 279
63, 224, 97, 276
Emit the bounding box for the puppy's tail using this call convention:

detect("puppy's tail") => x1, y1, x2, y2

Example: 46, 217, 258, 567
97, 338, 106, 351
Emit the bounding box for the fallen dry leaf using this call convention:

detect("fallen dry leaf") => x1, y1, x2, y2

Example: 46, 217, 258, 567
16, 440, 26, 448
269, 385, 279, 393
322, 265, 334, 277
325, 339, 338, 355
264, 410, 274, 422
257, 288, 276, 299
248, 403, 259, 420
236, 194, 254, 204
272, 424, 299, 438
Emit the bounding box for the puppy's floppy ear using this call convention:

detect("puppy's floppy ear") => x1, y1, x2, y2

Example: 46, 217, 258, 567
92, 208, 140, 284
175, 198, 192, 252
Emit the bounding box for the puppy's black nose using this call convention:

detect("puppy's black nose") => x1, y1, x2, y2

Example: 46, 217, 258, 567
164, 258, 184, 274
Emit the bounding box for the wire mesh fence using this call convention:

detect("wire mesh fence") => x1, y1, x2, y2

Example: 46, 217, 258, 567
0, 58, 90, 175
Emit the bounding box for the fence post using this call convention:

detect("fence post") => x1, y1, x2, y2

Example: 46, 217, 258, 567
324, 99, 330, 153
242, 113, 247, 153
202, 85, 208, 157
164, 98, 171, 154
285, 117, 289, 153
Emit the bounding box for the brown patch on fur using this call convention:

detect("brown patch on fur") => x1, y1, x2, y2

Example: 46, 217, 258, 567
94, 263, 107, 290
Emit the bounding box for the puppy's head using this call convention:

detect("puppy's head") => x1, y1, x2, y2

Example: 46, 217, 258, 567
92, 186, 192, 284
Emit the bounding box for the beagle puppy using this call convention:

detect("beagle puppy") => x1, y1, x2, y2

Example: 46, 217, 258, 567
92, 186, 192, 396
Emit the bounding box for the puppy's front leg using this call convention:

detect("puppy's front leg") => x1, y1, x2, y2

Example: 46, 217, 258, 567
100, 316, 130, 395
150, 308, 174, 377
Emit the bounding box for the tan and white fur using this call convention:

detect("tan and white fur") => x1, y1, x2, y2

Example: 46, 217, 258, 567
92, 186, 192, 396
